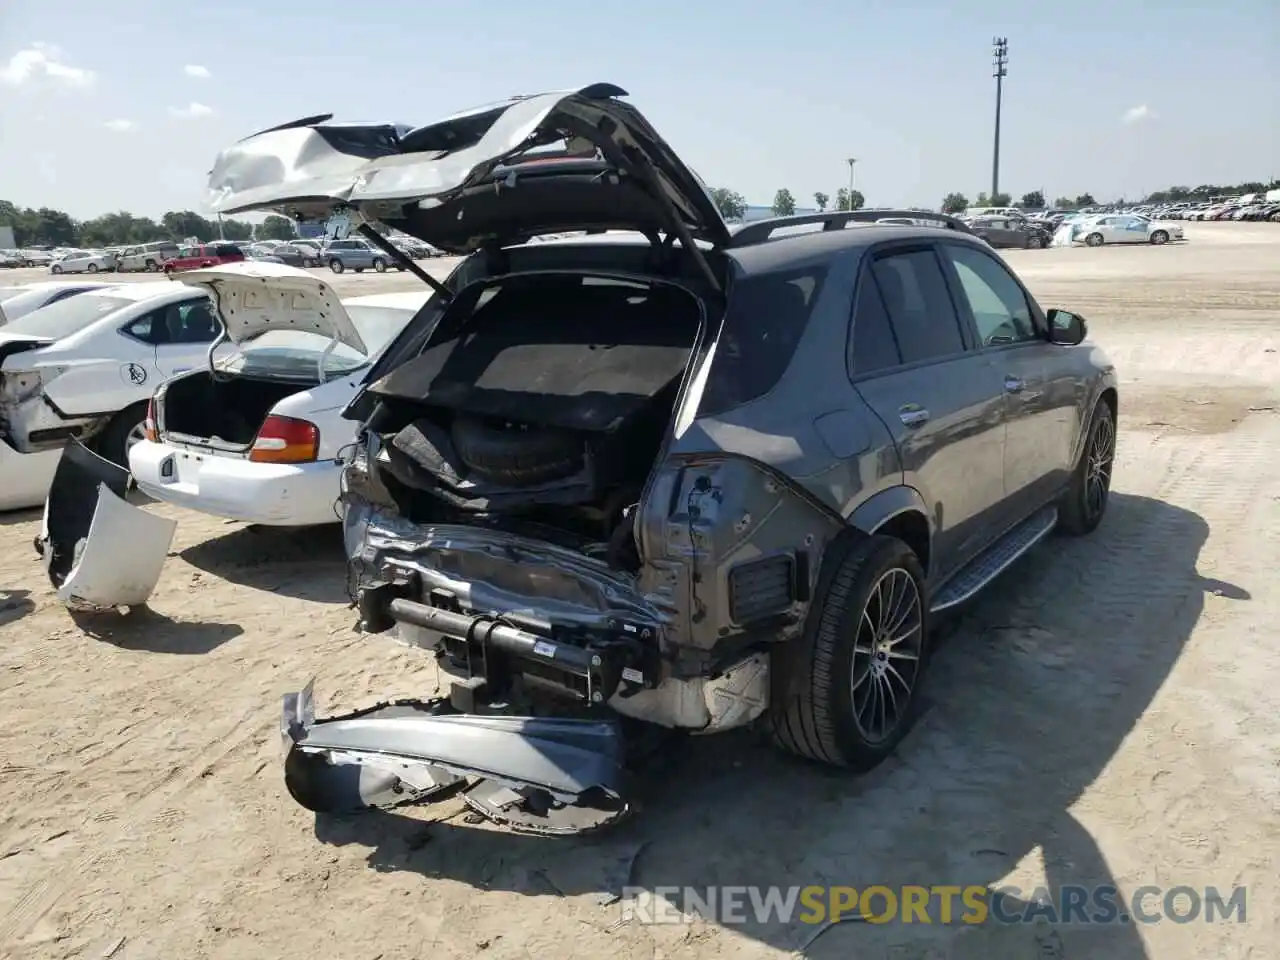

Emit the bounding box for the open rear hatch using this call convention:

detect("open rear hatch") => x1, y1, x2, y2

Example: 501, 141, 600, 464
204, 82, 728, 292
282, 681, 631, 834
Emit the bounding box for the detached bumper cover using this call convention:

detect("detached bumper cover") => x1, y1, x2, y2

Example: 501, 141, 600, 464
39, 440, 177, 609
282, 680, 632, 834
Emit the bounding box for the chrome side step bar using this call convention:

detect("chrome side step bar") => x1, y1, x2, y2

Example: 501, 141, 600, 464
930, 505, 1058, 613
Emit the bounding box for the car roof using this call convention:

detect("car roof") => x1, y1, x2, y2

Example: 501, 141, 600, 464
85, 281, 200, 302
726, 222, 988, 274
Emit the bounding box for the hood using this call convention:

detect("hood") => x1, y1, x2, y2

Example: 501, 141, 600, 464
203, 83, 731, 256
175, 261, 367, 354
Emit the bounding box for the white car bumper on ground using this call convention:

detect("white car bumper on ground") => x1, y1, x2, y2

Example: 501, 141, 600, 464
129, 439, 343, 526
0, 441, 61, 512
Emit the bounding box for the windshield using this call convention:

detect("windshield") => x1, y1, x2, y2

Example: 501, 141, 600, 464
1, 294, 134, 339
215, 304, 415, 379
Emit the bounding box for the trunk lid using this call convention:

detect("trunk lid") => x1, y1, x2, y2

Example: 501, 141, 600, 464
174, 261, 368, 354
203, 83, 731, 257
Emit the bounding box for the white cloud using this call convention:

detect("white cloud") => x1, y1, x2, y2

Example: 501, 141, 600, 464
0, 42, 95, 88
183, 64, 210, 78
1121, 104, 1153, 124
104, 119, 137, 132
169, 101, 214, 118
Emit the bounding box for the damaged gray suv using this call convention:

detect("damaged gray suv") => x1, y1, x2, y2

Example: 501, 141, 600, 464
205, 83, 1118, 835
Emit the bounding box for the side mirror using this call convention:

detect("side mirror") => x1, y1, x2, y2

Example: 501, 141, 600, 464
1047, 308, 1087, 345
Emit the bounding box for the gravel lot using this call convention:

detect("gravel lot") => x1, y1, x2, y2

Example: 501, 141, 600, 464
1, 222, 1277, 960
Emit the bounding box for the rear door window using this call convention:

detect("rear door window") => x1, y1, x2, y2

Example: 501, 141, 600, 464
699, 265, 829, 415
847, 273, 902, 376
868, 249, 966, 364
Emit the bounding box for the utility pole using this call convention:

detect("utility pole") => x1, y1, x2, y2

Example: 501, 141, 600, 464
991, 37, 1008, 200
846, 158, 857, 208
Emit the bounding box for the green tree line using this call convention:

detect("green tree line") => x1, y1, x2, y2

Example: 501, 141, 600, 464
707, 186, 866, 221
0, 200, 299, 248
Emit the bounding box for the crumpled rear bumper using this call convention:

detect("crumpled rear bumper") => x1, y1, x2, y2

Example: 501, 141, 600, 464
37, 440, 177, 610
281, 680, 633, 835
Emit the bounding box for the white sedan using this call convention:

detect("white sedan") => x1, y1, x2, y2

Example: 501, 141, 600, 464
50, 249, 118, 274
130, 265, 428, 525
0, 281, 114, 325
1071, 214, 1185, 246
0, 282, 227, 511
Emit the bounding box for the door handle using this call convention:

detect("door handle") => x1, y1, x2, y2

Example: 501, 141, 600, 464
899, 407, 930, 428
1004, 376, 1024, 393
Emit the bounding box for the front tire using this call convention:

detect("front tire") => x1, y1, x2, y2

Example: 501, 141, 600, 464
87, 263, 99, 273
1150, 230, 1169, 245
1085, 232, 1104, 247
1058, 400, 1115, 535
373, 258, 387, 273
769, 535, 929, 771
51, 264, 62, 274
329, 258, 344, 274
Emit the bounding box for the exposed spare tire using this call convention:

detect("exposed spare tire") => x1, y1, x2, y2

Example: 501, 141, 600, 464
449, 415, 583, 486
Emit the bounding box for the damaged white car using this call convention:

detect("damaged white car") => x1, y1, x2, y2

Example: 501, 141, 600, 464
1, 282, 225, 470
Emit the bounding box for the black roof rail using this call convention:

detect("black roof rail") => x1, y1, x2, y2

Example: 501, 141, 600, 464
727, 209, 972, 247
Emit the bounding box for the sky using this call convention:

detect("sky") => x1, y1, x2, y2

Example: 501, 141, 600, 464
1, 1, 1276, 220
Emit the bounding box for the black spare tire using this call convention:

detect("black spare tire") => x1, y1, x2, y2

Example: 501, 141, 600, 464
449, 415, 582, 486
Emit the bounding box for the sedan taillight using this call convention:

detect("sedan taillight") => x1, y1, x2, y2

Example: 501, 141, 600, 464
143, 398, 158, 442
249, 415, 320, 464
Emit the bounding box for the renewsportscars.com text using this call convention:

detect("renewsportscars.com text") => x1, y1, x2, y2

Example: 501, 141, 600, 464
621, 884, 1247, 926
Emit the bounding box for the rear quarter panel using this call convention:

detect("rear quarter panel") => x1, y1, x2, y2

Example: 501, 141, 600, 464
270, 374, 364, 460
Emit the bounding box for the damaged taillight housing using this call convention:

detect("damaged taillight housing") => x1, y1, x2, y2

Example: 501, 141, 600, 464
249, 415, 320, 464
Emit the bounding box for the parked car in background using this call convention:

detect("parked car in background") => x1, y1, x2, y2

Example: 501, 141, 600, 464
50, 249, 118, 274
320, 238, 404, 274
19, 249, 54, 268
0, 251, 20, 269
291, 239, 325, 262
969, 215, 1053, 249
116, 241, 181, 273
268, 243, 322, 268
130, 265, 429, 525
0, 281, 226, 478
0, 282, 113, 325
1072, 214, 1184, 246
161, 242, 246, 274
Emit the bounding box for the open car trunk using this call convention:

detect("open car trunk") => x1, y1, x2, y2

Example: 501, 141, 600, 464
357, 270, 703, 567
158, 373, 319, 450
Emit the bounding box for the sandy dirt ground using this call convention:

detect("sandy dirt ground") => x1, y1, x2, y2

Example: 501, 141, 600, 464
1, 222, 1278, 959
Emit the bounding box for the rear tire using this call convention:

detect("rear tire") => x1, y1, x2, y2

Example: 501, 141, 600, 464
1057, 400, 1115, 535
329, 258, 344, 274
97, 403, 150, 470
1150, 230, 1169, 245
51, 264, 62, 274
373, 259, 387, 273
87, 263, 99, 273
768, 535, 930, 771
